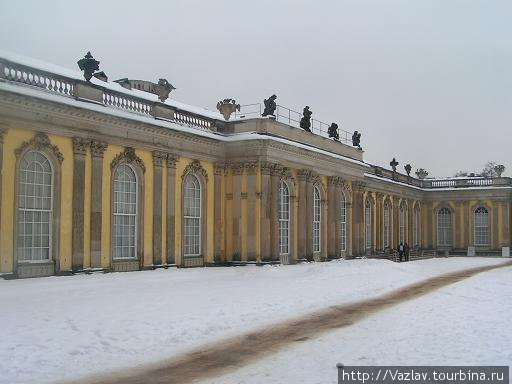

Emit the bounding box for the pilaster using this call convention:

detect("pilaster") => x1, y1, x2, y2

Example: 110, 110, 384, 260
351, 181, 365, 256
90, 140, 107, 268
259, 162, 273, 261
72, 137, 89, 271
246, 162, 258, 261
152, 151, 166, 265
297, 169, 310, 260
327, 176, 338, 258
213, 163, 226, 263
166, 155, 177, 264
231, 162, 244, 261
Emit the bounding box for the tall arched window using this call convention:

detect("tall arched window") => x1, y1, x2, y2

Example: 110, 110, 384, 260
384, 201, 390, 249
365, 199, 372, 250
340, 191, 347, 253
474, 207, 489, 246
183, 174, 202, 256
437, 208, 451, 246
113, 164, 138, 259
278, 181, 290, 255
17, 151, 53, 262
399, 203, 406, 243
313, 186, 321, 253
414, 206, 420, 247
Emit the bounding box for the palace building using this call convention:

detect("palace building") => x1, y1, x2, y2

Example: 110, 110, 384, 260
0, 51, 510, 278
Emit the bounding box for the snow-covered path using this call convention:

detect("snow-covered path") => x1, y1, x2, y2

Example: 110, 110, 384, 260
202, 263, 512, 384
0, 257, 508, 384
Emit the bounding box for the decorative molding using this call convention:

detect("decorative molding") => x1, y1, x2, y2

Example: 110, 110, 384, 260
15, 132, 64, 163
353, 180, 366, 192
152, 150, 167, 167
241, 192, 248, 200
230, 162, 245, 176
0, 128, 7, 144
297, 169, 312, 181
244, 161, 258, 175
72, 137, 90, 156
327, 175, 344, 187
167, 154, 177, 169
214, 162, 227, 176
182, 160, 208, 182
226, 193, 233, 200
260, 161, 274, 176
90, 140, 107, 157
111, 147, 146, 173
279, 167, 296, 187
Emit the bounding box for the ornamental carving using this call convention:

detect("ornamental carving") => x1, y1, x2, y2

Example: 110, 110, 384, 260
72, 137, 91, 156
353, 180, 366, 192
152, 150, 168, 167
297, 169, 313, 181
230, 162, 245, 176
327, 176, 344, 187
279, 167, 296, 188
182, 160, 208, 182
259, 161, 275, 176
167, 155, 177, 169
244, 161, 258, 175
111, 147, 146, 173
214, 162, 227, 176
90, 140, 107, 157
0, 128, 6, 144
15, 132, 64, 163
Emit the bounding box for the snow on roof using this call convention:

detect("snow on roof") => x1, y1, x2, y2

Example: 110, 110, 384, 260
0, 49, 224, 121
0, 80, 369, 168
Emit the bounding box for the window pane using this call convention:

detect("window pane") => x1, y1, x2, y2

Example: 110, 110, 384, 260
113, 164, 138, 259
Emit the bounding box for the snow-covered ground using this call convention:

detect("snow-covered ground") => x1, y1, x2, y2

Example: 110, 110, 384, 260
0, 257, 509, 384
205, 263, 512, 384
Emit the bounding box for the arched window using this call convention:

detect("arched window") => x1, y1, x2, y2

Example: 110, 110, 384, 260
340, 191, 347, 253
414, 206, 420, 247
183, 174, 202, 256
313, 187, 321, 253
113, 164, 138, 259
365, 199, 372, 250
474, 207, 489, 246
17, 151, 53, 262
437, 208, 451, 246
399, 203, 406, 243
383, 201, 390, 249
278, 181, 290, 255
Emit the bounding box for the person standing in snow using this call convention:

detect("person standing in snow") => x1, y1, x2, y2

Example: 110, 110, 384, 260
404, 242, 410, 262
398, 241, 404, 262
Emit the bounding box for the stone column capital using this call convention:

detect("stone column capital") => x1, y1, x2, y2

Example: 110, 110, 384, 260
73, 137, 91, 156
214, 162, 227, 175
259, 161, 275, 176
167, 155, 178, 169
90, 140, 108, 158
152, 150, 167, 167
0, 128, 7, 144
298, 169, 312, 181
231, 162, 245, 176
245, 161, 258, 175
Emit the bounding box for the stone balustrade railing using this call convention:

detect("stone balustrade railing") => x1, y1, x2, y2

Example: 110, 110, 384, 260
0, 56, 215, 131
369, 165, 511, 189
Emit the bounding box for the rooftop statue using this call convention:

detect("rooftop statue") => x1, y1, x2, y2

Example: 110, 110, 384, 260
77, 52, 100, 82
415, 168, 429, 179
300, 106, 312, 132
216, 98, 240, 121
404, 163, 412, 176
262, 94, 277, 117
352, 130, 361, 149
390, 158, 399, 172
328, 123, 339, 141
114, 78, 176, 102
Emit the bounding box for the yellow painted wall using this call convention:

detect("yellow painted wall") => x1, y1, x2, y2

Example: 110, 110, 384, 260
136, 149, 153, 266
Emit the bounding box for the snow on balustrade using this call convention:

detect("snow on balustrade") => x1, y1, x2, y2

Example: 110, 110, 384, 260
102, 90, 153, 116
431, 180, 456, 187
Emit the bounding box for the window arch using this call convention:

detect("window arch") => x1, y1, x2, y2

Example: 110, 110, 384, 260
399, 203, 406, 243
474, 206, 489, 246
437, 207, 452, 246
340, 191, 347, 253
365, 198, 372, 250
17, 151, 53, 262
278, 181, 290, 255
313, 186, 321, 253
183, 173, 202, 257
383, 201, 390, 249
112, 164, 138, 259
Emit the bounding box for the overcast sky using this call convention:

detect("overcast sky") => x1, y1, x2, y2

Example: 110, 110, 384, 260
1, 0, 510, 177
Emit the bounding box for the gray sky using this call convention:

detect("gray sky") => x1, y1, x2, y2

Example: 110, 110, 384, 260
1, 0, 510, 177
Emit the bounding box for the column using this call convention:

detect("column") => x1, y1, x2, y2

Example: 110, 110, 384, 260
72, 137, 89, 271
327, 176, 338, 259
213, 163, 225, 263
375, 193, 383, 251
463, 201, 470, 248
393, 196, 400, 248
270, 164, 281, 261
305, 176, 314, 260
501, 201, 510, 247
259, 162, 272, 261
0, 128, 6, 244
351, 181, 365, 256
231, 163, 243, 261
426, 201, 434, 248
246, 162, 258, 261
166, 156, 177, 264
152, 151, 166, 266
297, 169, 309, 260
90, 140, 107, 268
492, 202, 499, 250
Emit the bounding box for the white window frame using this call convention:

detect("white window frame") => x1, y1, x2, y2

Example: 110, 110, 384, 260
340, 191, 347, 253
278, 180, 290, 255
384, 202, 390, 249
112, 164, 138, 260
17, 150, 53, 263
474, 206, 489, 246
365, 199, 372, 250
313, 186, 321, 253
183, 173, 202, 257
437, 208, 451, 246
